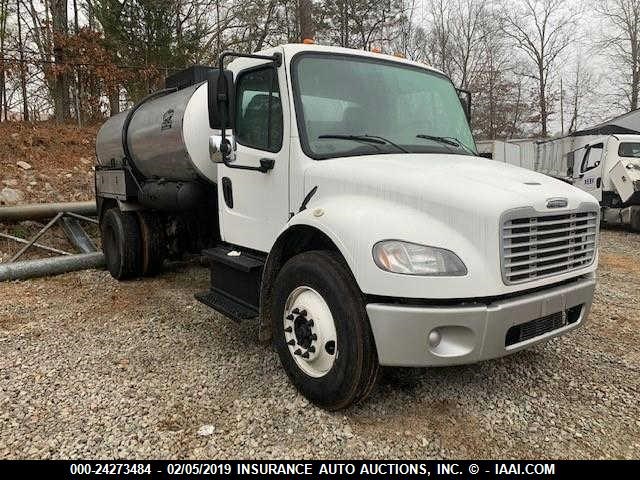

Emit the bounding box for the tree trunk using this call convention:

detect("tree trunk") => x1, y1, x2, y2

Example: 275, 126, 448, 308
539, 62, 547, 137
631, 56, 639, 111
108, 87, 120, 116
17, 0, 29, 121
298, 0, 314, 41
51, 0, 70, 123
73, 0, 82, 126
0, 0, 6, 122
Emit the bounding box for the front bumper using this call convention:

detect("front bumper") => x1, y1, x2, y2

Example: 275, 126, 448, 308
366, 275, 596, 367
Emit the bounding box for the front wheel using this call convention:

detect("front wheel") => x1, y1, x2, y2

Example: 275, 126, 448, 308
272, 251, 379, 410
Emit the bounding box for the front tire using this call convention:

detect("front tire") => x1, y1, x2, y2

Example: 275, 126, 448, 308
272, 251, 379, 410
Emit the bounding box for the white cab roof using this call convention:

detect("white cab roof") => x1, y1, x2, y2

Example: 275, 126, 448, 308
255, 43, 446, 77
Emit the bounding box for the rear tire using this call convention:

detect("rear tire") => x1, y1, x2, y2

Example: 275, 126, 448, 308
272, 251, 379, 410
137, 211, 165, 276
630, 207, 640, 232
100, 208, 142, 280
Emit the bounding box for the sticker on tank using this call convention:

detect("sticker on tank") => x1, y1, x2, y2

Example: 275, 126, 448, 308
161, 109, 174, 131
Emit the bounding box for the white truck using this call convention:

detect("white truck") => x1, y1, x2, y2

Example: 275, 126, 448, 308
535, 133, 640, 231
94, 44, 599, 410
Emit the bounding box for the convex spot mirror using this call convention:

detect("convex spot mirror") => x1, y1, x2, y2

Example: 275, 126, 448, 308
207, 69, 235, 130
209, 135, 236, 163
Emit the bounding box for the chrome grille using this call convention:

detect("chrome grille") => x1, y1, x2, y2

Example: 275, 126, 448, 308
501, 209, 598, 284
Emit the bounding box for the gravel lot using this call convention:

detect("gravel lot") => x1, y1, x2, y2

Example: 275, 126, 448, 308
1, 229, 638, 459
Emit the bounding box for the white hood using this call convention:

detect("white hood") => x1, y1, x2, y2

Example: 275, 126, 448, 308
298, 153, 599, 298
304, 153, 597, 217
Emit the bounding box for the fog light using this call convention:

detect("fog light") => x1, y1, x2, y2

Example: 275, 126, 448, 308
428, 329, 441, 348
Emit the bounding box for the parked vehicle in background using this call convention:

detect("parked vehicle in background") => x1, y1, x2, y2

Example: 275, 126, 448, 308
480, 131, 640, 232
94, 43, 599, 409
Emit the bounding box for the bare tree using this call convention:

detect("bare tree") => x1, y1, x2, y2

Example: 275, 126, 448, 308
16, 0, 28, 121
500, 0, 577, 136
425, 0, 453, 76
470, 22, 533, 139
298, 0, 315, 40
597, 0, 640, 111
448, 0, 488, 89
564, 56, 599, 133
51, 0, 70, 122
0, 0, 8, 121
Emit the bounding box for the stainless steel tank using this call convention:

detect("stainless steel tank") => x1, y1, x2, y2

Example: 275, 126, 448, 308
95, 82, 218, 183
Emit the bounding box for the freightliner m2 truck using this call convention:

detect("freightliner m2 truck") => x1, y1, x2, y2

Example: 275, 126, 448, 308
95, 44, 599, 410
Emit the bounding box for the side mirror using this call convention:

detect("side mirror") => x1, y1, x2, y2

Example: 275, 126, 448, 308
207, 70, 235, 130
456, 88, 472, 122
209, 134, 235, 163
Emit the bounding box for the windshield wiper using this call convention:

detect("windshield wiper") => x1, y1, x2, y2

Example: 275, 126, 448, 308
416, 134, 475, 155
319, 134, 409, 153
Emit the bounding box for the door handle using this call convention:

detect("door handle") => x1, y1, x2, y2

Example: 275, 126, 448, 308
259, 158, 275, 173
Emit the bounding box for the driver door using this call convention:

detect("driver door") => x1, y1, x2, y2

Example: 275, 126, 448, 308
577, 143, 604, 202
218, 59, 291, 252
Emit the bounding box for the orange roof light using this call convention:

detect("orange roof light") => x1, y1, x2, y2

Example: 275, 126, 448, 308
394, 52, 405, 58
371, 47, 382, 53
302, 38, 315, 44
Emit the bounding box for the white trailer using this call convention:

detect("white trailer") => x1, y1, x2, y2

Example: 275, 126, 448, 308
476, 140, 521, 166
94, 44, 598, 409
476, 139, 537, 171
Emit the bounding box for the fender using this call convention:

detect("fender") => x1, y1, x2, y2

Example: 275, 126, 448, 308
284, 194, 490, 298
258, 207, 356, 343
257, 194, 490, 342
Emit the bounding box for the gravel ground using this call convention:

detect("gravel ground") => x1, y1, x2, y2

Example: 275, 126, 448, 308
0, 229, 638, 459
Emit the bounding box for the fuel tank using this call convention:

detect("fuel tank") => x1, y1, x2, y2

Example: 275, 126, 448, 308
95, 82, 217, 183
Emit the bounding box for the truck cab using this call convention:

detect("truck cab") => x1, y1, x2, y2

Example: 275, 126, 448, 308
95, 44, 599, 410
565, 134, 640, 230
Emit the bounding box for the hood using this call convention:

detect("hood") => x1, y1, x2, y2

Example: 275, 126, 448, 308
304, 153, 597, 217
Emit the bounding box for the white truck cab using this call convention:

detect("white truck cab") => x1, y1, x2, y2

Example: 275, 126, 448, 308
566, 134, 640, 229
94, 44, 599, 409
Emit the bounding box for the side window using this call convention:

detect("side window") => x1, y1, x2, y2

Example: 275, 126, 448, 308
581, 143, 603, 173
235, 67, 283, 152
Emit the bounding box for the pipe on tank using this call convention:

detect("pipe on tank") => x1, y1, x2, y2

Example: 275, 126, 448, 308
0, 252, 105, 281
0, 201, 96, 222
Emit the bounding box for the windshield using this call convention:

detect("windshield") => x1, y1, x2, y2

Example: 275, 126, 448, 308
619, 142, 640, 158
292, 53, 476, 160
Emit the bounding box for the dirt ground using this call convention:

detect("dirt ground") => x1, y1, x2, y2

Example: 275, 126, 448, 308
0, 228, 638, 459
0, 122, 98, 205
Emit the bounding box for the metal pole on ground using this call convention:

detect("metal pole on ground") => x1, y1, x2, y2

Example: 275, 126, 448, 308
0, 252, 105, 282
0, 201, 96, 222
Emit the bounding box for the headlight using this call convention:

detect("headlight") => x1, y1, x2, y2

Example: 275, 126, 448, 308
372, 240, 467, 276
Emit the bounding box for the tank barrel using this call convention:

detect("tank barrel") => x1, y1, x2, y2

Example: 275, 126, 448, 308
95, 82, 217, 185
